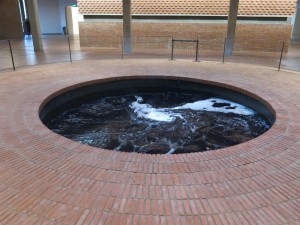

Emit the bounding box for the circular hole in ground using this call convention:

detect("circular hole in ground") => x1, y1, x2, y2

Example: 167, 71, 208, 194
40, 77, 275, 154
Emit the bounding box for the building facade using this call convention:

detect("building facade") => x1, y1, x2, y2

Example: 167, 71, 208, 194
77, 0, 296, 51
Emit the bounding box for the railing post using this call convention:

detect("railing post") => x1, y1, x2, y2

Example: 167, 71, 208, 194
223, 38, 226, 64
121, 36, 124, 60
171, 38, 174, 60
67, 36, 72, 63
278, 42, 285, 71
8, 40, 16, 71
195, 38, 199, 62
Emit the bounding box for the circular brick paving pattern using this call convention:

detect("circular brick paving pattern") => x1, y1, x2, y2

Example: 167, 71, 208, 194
0, 60, 299, 225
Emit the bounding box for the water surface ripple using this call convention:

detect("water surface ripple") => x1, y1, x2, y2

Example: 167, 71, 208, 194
47, 92, 270, 154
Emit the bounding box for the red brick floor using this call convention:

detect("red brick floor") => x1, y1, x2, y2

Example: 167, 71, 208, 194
0, 59, 299, 224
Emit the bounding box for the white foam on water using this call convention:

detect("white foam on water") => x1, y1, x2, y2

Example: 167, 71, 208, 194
130, 101, 181, 122
130, 96, 255, 123
130, 96, 183, 122
166, 147, 176, 154
174, 98, 255, 116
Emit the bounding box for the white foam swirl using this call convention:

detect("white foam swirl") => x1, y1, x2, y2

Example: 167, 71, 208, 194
130, 97, 254, 123
174, 98, 254, 115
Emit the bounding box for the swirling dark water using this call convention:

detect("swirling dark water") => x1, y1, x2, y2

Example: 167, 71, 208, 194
47, 92, 271, 154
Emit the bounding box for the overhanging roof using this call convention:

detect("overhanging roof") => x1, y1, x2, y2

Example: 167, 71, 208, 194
77, 0, 296, 16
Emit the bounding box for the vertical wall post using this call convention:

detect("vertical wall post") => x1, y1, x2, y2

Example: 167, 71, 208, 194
8, 40, 15, 71
121, 36, 124, 60
171, 38, 174, 60
27, 0, 43, 51
67, 36, 72, 63
223, 38, 227, 63
122, 0, 132, 54
278, 42, 285, 71
225, 0, 239, 56
291, 0, 300, 41
195, 38, 199, 62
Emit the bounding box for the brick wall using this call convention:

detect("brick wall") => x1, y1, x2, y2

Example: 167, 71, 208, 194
78, 22, 292, 52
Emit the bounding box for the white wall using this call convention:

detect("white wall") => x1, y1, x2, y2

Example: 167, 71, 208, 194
59, 0, 77, 31
37, 0, 77, 34
37, 0, 61, 34
66, 6, 84, 34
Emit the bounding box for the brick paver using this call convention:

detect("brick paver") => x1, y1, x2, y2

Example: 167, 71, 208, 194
0, 59, 299, 224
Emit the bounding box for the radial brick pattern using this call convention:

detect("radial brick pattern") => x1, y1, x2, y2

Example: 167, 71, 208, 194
78, 0, 296, 16
0, 60, 299, 224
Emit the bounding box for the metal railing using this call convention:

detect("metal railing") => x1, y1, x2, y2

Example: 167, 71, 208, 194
0, 35, 299, 73
171, 38, 199, 61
